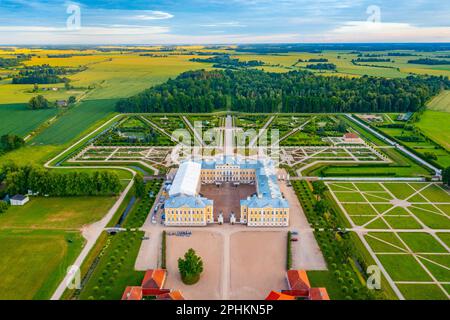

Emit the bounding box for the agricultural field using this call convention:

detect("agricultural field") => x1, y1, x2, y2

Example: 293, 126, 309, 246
0, 103, 58, 137
427, 90, 450, 113
327, 182, 450, 300
31, 99, 117, 145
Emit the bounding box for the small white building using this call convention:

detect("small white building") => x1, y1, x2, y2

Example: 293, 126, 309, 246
10, 195, 29, 206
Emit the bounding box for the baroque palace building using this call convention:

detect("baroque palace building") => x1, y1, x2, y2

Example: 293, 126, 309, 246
164, 156, 289, 227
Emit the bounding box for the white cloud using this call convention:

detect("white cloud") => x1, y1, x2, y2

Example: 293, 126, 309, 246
199, 21, 247, 28
129, 11, 174, 20
322, 21, 450, 42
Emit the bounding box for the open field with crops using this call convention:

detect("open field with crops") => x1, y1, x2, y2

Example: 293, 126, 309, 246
428, 90, 450, 113
31, 99, 117, 145
0, 103, 58, 137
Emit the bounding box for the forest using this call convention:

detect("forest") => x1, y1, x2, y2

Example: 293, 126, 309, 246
12, 64, 83, 84
116, 69, 450, 114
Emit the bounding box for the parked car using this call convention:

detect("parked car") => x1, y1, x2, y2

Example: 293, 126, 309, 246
291, 238, 299, 242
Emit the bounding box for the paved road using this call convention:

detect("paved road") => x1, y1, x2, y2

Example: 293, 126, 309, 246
345, 114, 441, 176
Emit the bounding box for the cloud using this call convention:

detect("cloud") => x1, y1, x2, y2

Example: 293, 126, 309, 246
129, 11, 174, 20
199, 21, 247, 28
325, 21, 450, 42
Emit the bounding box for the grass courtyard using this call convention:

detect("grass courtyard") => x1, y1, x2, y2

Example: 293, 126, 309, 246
328, 182, 450, 300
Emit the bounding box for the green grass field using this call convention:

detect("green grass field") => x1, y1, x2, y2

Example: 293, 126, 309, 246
0, 103, 58, 137
0, 197, 117, 229
0, 229, 84, 300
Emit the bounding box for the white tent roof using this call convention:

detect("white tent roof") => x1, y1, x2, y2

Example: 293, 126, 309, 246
169, 161, 201, 197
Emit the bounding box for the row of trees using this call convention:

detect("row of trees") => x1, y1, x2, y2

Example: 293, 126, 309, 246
0, 163, 122, 197
191, 55, 264, 69
408, 58, 450, 65
116, 69, 450, 114
306, 63, 337, 70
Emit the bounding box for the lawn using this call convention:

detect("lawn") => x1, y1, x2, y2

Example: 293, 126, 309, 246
0, 145, 60, 166
0, 197, 118, 229
0, 103, 58, 137
377, 255, 433, 282
397, 283, 448, 300
0, 229, 84, 300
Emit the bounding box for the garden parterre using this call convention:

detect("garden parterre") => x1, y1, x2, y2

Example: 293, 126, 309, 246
327, 181, 450, 300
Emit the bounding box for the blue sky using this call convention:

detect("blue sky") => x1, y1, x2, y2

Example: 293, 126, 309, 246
0, 0, 449, 44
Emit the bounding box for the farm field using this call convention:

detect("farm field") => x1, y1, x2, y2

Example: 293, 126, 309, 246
0, 229, 84, 300
0, 103, 58, 137
31, 99, 117, 145
427, 90, 450, 113
327, 182, 450, 300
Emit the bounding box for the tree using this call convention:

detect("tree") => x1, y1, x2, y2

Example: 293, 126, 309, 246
178, 248, 204, 285
0, 134, 24, 152
314, 199, 330, 216
133, 173, 146, 198
443, 167, 450, 187
68, 96, 77, 105
28, 95, 51, 110
312, 181, 328, 199
0, 200, 8, 214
